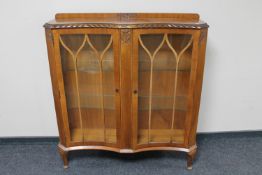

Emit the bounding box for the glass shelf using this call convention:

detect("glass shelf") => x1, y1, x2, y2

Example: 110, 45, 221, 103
64, 68, 114, 73
138, 95, 188, 111
66, 94, 115, 110
71, 128, 116, 143
137, 129, 184, 144
139, 69, 191, 72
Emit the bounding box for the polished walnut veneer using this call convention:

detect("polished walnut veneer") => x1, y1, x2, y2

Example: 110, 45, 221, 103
44, 13, 209, 169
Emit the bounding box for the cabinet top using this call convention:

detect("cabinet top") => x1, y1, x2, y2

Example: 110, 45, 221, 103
44, 13, 209, 29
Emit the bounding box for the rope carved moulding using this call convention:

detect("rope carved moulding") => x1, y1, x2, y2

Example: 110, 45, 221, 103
44, 23, 208, 29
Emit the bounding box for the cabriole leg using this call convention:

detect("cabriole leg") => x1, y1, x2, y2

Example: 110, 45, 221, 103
58, 146, 69, 169
187, 148, 197, 170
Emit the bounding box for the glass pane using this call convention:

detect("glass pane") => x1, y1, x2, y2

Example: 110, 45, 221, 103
60, 34, 116, 143
137, 33, 193, 144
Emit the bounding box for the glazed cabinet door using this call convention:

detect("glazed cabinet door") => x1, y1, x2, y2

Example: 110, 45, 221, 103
53, 29, 120, 147
132, 29, 197, 149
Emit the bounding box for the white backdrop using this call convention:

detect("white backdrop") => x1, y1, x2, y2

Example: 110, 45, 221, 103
0, 0, 261, 136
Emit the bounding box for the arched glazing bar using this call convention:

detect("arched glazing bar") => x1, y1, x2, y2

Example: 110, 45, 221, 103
138, 34, 193, 143
59, 34, 113, 142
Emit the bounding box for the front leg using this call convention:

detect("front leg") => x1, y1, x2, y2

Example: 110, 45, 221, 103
187, 148, 197, 170
58, 145, 69, 169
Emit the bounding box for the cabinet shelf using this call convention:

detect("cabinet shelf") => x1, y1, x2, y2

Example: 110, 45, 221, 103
137, 129, 184, 144
67, 93, 115, 97
139, 108, 187, 112
71, 128, 116, 143
64, 59, 191, 73
138, 95, 187, 98
68, 106, 116, 110
138, 95, 188, 111
63, 59, 114, 73
65, 68, 114, 73
66, 95, 188, 111
139, 69, 191, 72
68, 106, 186, 111
65, 68, 190, 73
139, 54, 191, 72
66, 94, 115, 110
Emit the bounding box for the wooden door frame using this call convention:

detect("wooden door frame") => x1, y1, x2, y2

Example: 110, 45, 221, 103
52, 28, 121, 148
131, 28, 201, 149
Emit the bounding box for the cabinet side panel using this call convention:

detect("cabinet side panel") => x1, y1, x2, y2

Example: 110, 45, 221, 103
183, 31, 200, 147
189, 29, 208, 146
45, 29, 66, 145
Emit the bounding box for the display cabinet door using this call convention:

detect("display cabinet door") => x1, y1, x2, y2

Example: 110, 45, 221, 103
132, 29, 197, 148
53, 29, 120, 147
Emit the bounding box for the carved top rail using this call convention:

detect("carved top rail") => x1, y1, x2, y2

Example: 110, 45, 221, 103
44, 13, 209, 29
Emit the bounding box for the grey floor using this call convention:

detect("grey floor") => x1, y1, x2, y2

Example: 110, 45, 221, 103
0, 132, 261, 175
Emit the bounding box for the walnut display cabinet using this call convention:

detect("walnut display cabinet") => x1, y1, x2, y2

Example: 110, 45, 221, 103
44, 13, 208, 169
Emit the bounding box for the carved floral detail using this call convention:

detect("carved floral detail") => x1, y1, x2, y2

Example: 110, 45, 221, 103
121, 29, 131, 44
